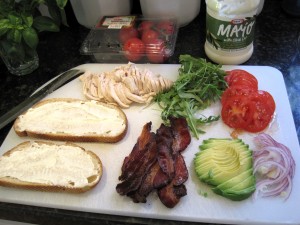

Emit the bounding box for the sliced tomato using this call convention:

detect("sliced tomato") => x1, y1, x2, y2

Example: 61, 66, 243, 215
221, 70, 276, 133
221, 90, 275, 132
221, 85, 256, 105
244, 99, 274, 132
221, 95, 255, 129
225, 69, 258, 90
256, 90, 276, 113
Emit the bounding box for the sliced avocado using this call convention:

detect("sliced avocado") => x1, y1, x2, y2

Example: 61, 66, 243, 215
221, 185, 256, 201
204, 157, 253, 186
199, 138, 248, 151
212, 169, 255, 194
194, 138, 255, 201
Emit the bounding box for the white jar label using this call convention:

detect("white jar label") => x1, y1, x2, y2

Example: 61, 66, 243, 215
206, 13, 256, 51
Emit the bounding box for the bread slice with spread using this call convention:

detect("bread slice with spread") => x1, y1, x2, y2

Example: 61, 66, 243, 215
13, 98, 128, 143
0, 141, 102, 193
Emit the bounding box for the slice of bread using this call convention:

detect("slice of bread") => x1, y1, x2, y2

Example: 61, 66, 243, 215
14, 98, 128, 143
0, 141, 102, 193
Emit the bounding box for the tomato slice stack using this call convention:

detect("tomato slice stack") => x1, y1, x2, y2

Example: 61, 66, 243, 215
221, 69, 276, 133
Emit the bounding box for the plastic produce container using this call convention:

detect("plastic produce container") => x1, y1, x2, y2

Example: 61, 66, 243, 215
80, 16, 178, 63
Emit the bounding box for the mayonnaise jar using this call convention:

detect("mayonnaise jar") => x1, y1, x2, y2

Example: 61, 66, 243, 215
204, 0, 260, 65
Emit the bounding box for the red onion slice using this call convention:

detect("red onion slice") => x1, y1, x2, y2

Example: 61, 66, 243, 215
253, 133, 296, 200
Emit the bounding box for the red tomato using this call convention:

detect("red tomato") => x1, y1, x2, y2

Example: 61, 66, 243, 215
221, 89, 275, 132
257, 90, 276, 113
221, 85, 256, 105
142, 29, 160, 44
119, 27, 139, 44
138, 21, 155, 35
225, 69, 258, 90
123, 37, 145, 62
244, 98, 274, 132
145, 39, 168, 63
221, 69, 276, 133
221, 95, 255, 130
156, 20, 175, 36
249, 90, 276, 115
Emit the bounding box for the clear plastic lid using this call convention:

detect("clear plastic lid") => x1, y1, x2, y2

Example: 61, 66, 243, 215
80, 16, 178, 63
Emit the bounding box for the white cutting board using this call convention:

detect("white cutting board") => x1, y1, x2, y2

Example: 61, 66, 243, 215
0, 64, 299, 225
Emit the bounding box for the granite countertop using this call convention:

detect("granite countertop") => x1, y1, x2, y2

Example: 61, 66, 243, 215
0, 0, 300, 224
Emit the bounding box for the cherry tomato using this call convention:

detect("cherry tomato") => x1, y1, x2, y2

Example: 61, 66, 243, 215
225, 69, 258, 90
119, 26, 139, 44
142, 29, 160, 44
145, 38, 168, 63
138, 21, 155, 35
123, 37, 145, 62
156, 20, 175, 36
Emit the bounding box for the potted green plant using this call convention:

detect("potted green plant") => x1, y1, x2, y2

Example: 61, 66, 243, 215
0, 0, 68, 76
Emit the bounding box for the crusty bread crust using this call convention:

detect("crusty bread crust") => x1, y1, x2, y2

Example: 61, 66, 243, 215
13, 98, 128, 143
0, 141, 103, 193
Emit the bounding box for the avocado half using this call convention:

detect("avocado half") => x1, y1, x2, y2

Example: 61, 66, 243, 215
194, 138, 256, 201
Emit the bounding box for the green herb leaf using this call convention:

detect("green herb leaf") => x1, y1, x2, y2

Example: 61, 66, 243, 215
154, 55, 227, 138
21, 13, 33, 27
22, 27, 39, 49
33, 16, 59, 32
0, 19, 11, 36
56, 0, 68, 9
8, 12, 22, 26
47, 4, 62, 25
7, 29, 22, 43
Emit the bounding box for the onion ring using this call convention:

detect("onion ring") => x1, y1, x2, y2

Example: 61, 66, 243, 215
252, 133, 295, 200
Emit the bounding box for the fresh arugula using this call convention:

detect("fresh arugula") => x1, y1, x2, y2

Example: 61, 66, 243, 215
154, 55, 227, 138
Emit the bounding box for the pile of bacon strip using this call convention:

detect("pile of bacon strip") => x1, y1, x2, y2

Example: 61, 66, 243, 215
116, 117, 191, 208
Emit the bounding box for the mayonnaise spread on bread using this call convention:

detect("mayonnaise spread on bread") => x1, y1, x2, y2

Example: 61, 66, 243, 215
17, 100, 126, 137
0, 142, 98, 187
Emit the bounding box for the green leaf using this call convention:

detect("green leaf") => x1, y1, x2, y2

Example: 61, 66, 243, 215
8, 12, 22, 26
7, 29, 22, 43
0, 19, 12, 35
33, 16, 59, 32
0, 27, 8, 37
47, 4, 61, 25
154, 55, 227, 138
22, 27, 39, 49
56, 0, 68, 9
59, 8, 68, 27
21, 13, 33, 27
30, 0, 46, 10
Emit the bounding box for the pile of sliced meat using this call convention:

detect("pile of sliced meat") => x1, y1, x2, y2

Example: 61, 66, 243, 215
80, 63, 173, 108
116, 117, 191, 208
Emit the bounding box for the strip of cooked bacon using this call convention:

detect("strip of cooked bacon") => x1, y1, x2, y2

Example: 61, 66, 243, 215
173, 153, 189, 186
116, 138, 157, 195
116, 117, 191, 208
156, 124, 175, 179
120, 122, 153, 180
128, 162, 170, 203
170, 117, 191, 153
158, 182, 187, 208
157, 150, 189, 208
